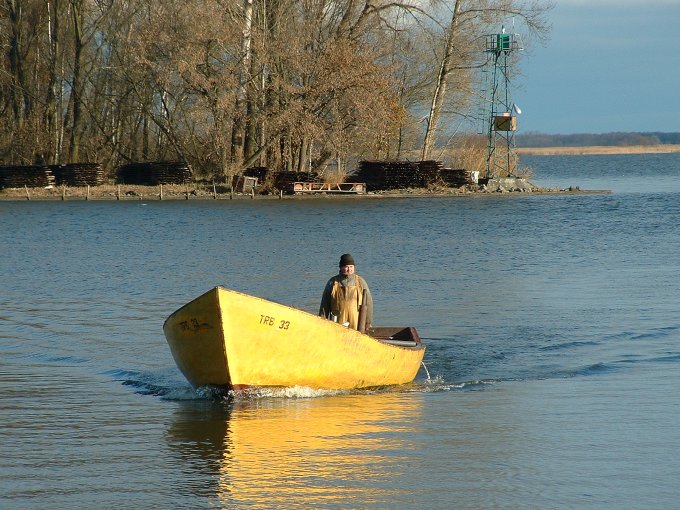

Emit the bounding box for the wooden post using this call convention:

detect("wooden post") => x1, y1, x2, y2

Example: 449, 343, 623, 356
116, 184, 120, 200
230, 185, 233, 199
279, 189, 283, 199
86, 184, 90, 200
62, 185, 66, 200
24, 185, 30, 200
159, 183, 163, 200
213, 180, 217, 199
251, 187, 255, 199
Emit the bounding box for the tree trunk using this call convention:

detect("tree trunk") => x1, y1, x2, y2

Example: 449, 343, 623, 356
45, 0, 61, 164
231, 0, 253, 166
69, 0, 85, 162
421, 0, 462, 161
6, 0, 30, 130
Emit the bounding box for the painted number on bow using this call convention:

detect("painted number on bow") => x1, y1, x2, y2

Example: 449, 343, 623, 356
259, 315, 290, 330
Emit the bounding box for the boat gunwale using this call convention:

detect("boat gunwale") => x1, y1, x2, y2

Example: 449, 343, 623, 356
162, 286, 219, 329
210, 285, 425, 351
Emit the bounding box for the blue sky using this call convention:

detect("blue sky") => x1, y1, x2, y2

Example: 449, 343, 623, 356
512, 0, 680, 134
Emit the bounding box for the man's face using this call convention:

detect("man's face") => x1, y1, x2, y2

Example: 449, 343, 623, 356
339, 264, 355, 276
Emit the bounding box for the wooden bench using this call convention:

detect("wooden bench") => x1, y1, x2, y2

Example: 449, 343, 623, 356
291, 182, 366, 195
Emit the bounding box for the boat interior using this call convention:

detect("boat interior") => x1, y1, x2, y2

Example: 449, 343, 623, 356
368, 326, 422, 347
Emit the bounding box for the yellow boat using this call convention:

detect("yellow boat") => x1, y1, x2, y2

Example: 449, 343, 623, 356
163, 286, 425, 391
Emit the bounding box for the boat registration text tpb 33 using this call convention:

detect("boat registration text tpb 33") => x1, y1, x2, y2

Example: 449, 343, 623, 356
260, 314, 291, 330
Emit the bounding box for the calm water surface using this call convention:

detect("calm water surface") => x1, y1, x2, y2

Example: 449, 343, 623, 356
2, 153, 680, 509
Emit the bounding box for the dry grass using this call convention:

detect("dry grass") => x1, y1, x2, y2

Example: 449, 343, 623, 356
321, 168, 349, 184
442, 137, 488, 174
439, 137, 535, 179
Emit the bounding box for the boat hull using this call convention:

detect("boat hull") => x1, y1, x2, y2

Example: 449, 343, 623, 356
163, 287, 425, 390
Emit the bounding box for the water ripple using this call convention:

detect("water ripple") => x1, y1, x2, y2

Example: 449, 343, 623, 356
539, 340, 600, 351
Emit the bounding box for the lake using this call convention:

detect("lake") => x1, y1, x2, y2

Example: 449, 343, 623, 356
2, 152, 680, 509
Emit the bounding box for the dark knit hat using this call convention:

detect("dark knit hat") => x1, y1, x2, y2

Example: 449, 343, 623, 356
339, 253, 356, 266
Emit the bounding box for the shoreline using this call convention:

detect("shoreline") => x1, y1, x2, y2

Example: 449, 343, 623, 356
516, 144, 680, 156
0, 183, 611, 201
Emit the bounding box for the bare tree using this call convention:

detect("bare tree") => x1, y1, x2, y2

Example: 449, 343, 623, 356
45, 0, 63, 164
5, 0, 31, 130
420, 0, 553, 161
230, 0, 253, 170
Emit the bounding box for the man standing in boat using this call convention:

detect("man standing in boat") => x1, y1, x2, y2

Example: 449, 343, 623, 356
319, 253, 373, 331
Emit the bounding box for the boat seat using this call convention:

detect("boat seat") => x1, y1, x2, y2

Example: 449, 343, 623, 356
381, 339, 418, 347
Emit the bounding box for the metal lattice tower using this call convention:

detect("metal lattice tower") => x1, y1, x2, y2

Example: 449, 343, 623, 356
480, 30, 523, 179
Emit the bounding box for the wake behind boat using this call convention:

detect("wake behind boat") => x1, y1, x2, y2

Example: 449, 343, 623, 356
163, 286, 425, 391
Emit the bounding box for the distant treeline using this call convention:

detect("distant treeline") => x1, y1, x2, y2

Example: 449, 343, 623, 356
516, 132, 680, 148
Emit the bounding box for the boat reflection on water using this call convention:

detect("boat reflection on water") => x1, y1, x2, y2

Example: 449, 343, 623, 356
166, 390, 424, 507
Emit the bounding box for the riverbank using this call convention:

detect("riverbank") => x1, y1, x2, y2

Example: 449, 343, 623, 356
516, 144, 680, 156
0, 182, 610, 201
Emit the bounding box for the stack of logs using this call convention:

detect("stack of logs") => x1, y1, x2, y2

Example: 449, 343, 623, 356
355, 161, 422, 190
52, 163, 106, 186
273, 171, 319, 191
354, 160, 476, 191
116, 161, 192, 185
0, 165, 56, 188
243, 166, 270, 181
